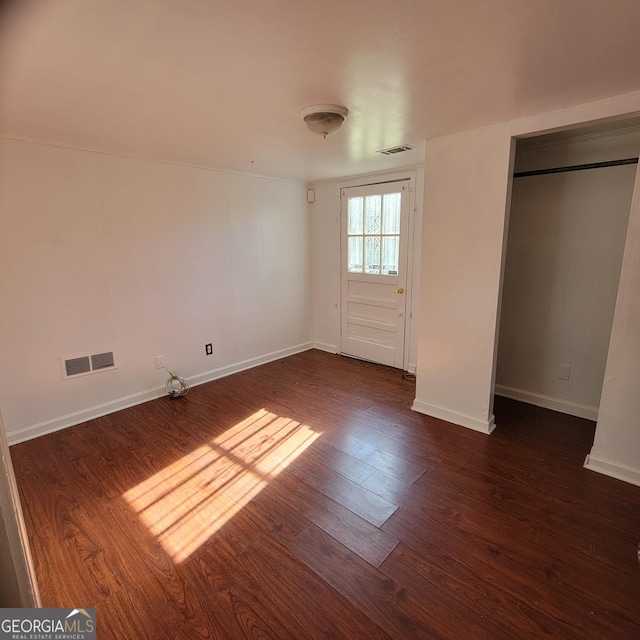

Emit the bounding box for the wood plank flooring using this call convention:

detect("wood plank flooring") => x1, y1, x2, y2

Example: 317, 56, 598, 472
10, 349, 640, 639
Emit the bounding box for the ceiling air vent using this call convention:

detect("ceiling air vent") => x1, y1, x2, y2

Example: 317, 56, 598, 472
376, 144, 415, 156
62, 350, 117, 379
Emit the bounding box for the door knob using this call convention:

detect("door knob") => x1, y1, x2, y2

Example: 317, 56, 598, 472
396, 287, 404, 294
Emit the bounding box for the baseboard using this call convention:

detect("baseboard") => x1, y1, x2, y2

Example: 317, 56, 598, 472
7, 386, 167, 445
312, 341, 338, 354
584, 454, 640, 488
7, 342, 314, 446
411, 399, 496, 435
314, 344, 416, 375
187, 342, 314, 388
494, 384, 598, 421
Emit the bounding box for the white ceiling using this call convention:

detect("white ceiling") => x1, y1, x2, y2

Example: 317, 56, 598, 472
2, 0, 640, 182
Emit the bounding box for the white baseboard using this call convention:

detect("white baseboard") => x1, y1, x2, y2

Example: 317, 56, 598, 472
7, 342, 314, 446
584, 454, 640, 488
494, 384, 598, 421
411, 399, 496, 435
312, 341, 338, 354
187, 342, 314, 388
7, 387, 167, 446
314, 343, 416, 375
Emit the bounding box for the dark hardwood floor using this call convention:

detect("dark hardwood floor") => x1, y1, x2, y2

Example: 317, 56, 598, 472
10, 349, 640, 639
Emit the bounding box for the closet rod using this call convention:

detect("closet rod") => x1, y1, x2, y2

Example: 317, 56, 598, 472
513, 157, 638, 178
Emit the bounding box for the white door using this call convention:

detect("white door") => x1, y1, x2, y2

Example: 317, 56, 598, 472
340, 181, 411, 369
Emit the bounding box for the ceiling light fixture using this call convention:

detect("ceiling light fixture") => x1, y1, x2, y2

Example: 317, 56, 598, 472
300, 104, 349, 138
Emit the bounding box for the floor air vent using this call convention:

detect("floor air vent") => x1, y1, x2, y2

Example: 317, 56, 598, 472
62, 350, 116, 379
376, 144, 415, 156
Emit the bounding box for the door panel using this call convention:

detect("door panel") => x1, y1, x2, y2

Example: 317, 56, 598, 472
340, 181, 410, 369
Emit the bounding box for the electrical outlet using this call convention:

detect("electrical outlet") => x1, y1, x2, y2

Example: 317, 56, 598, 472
155, 355, 165, 370
205, 343, 213, 356
557, 364, 571, 380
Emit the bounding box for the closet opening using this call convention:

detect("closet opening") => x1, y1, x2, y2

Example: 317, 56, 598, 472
494, 118, 640, 445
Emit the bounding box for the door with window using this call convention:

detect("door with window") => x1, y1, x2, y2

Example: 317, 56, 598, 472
340, 181, 411, 369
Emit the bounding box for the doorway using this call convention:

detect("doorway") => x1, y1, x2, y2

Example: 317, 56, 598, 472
495, 121, 640, 423
340, 180, 412, 369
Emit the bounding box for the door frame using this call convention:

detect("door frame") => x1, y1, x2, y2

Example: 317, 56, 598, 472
339, 171, 418, 371
494, 127, 640, 423
0, 410, 41, 607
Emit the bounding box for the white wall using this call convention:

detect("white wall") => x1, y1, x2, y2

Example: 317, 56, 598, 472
0, 138, 312, 443
496, 134, 639, 420
309, 180, 341, 353
412, 123, 514, 433
310, 169, 423, 371
586, 160, 640, 486
412, 88, 640, 486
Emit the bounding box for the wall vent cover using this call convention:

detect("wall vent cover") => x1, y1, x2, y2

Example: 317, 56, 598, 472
91, 351, 115, 370
65, 356, 91, 377
62, 350, 117, 379
376, 144, 415, 156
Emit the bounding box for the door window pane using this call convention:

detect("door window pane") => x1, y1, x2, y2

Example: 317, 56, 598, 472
364, 195, 382, 234
348, 236, 363, 272
381, 236, 399, 275
348, 197, 363, 235
365, 236, 381, 274
382, 193, 401, 234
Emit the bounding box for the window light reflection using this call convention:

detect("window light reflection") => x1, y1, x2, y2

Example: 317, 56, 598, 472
123, 409, 320, 563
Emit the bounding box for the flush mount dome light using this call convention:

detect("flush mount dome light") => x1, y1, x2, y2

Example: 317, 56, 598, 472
300, 104, 349, 138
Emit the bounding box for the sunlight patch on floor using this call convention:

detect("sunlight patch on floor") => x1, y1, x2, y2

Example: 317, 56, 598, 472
123, 408, 320, 563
